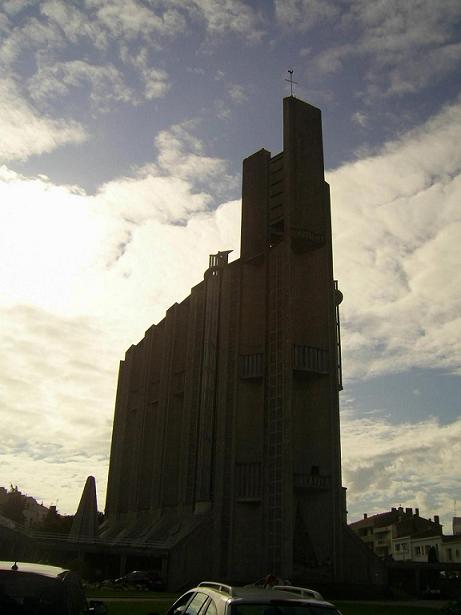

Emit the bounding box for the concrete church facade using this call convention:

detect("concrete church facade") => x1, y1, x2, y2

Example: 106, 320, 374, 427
103, 97, 383, 589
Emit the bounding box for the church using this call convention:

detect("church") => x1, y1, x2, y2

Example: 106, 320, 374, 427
102, 96, 383, 589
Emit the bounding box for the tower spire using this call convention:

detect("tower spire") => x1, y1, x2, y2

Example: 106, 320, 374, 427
285, 68, 298, 97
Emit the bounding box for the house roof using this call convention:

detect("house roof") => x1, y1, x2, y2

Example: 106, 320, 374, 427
350, 511, 398, 529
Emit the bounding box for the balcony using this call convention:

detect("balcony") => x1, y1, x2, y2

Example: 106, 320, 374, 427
240, 353, 264, 380
293, 345, 329, 374
290, 226, 325, 253
294, 472, 330, 491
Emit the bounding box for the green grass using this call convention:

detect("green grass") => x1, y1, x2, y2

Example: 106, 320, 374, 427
86, 592, 177, 615
85, 591, 443, 615
89, 597, 442, 615
101, 604, 162, 615
86, 588, 179, 600
336, 603, 440, 615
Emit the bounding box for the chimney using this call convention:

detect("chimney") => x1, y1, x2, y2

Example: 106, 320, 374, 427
391, 507, 397, 512
363, 513, 368, 520
405, 507, 412, 515
415, 508, 419, 517
398, 506, 403, 513
453, 517, 461, 535
434, 515, 440, 525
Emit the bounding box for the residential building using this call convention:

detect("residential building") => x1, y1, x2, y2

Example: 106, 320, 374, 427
350, 507, 442, 559
23, 496, 48, 528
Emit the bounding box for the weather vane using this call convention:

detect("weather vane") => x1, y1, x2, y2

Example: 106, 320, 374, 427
285, 68, 298, 97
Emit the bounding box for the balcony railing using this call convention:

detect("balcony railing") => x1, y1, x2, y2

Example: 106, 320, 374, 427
294, 473, 330, 491
293, 345, 329, 374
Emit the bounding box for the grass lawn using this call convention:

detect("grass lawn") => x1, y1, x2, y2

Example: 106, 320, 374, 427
86, 588, 179, 600
88, 594, 442, 615
336, 603, 440, 614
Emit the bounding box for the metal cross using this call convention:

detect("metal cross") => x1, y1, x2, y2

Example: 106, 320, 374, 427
285, 69, 298, 97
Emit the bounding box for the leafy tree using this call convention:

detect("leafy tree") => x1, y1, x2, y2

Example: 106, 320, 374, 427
34, 506, 74, 534
0, 484, 26, 524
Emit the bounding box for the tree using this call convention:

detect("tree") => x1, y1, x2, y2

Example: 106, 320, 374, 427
0, 485, 26, 524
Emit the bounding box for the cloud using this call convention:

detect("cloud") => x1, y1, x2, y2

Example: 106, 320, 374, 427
354, 0, 461, 97
28, 60, 135, 111
40, 0, 108, 49
0, 118, 240, 512
351, 0, 461, 57
274, 0, 339, 31
186, 0, 265, 42
2, 1, 36, 17
119, 47, 170, 101
385, 41, 461, 96
0, 13, 63, 67
287, 1, 461, 98
0, 78, 87, 162
342, 408, 461, 527
0, 120, 237, 318
79, 0, 186, 42
0, 0, 263, 128
329, 96, 461, 379
153, 120, 235, 194
351, 111, 369, 127
227, 83, 247, 104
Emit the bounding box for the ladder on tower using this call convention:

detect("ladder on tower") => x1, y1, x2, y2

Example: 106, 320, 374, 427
266, 249, 284, 573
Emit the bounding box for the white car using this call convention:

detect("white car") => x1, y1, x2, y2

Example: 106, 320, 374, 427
166, 581, 342, 615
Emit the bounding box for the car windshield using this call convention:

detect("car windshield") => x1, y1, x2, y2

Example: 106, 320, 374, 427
231, 604, 340, 615
0, 572, 65, 615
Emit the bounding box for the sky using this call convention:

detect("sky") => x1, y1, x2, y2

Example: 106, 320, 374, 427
0, 0, 460, 532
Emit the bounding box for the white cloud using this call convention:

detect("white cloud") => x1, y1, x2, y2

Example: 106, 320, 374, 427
351, 0, 461, 57
40, 0, 108, 49
2, 0, 35, 16
385, 41, 461, 96
0, 120, 240, 512
342, 409, 461, 528
311, 44, 353, 75
119, 47, 170, 100
330, 97, 461, 379
274, 0, 339, 31
0, 78, 87, 162
187, 0, 265, 42
351, 111, 368, 127
227, 83, 247, 104
84, 0, 186, 41
154, 121, 235, 193
354, 0, 461, 97
289, 0, 461, 97
0, 14, 63, 67
28, 60, 135, 111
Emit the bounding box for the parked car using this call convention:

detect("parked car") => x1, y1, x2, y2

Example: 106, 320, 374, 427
114, 569, 165, 590
0, 560, 106, 614
166, 581, 342, 615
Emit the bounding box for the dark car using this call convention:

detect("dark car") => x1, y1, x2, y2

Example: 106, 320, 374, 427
114, 569, 165, 590
0, 561, 106, 615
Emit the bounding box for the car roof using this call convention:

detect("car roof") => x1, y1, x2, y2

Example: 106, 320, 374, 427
0, 561, 71, 580
194, 583, 333, 608
272, 586, 323, 599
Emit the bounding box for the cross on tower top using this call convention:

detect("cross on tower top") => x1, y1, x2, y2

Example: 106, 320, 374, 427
285, 69, 298, 97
